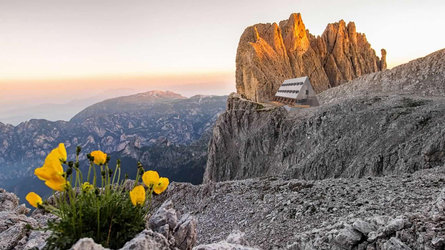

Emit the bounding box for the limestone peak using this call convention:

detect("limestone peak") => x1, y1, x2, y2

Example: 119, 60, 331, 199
236, 13, 387, 102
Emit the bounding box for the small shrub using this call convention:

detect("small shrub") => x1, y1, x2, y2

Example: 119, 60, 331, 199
25, 143, 169, 249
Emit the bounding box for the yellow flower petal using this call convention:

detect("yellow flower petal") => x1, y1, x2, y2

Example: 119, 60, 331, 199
91, 150, 107, 165
34, 166, 58, 181
81, 182, 94, 192
142, 170, 159, 187
153, 177, 169, 195
130, 185, 146, 206
34, 155, 64, 182
45, 143, 67, 164
45, 176, 67, 191
26, 192, 42, 208
55, 143, 67, 162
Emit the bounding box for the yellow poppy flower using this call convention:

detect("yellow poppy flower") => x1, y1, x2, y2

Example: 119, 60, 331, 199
91, 150, 107, 165
153, 177, 169, 194
26, 192, 42, 208
81, 182, 94, 192
142, 170, 159, 187
129, 185, 145, 206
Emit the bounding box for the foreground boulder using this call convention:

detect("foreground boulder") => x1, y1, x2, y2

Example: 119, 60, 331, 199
0, 188, 49, 250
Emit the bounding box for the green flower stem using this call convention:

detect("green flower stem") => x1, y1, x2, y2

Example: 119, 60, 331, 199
100, 165, 104, 188
96, 197, 100, 240
87, 161, 93, 183
93, 165, 97, 187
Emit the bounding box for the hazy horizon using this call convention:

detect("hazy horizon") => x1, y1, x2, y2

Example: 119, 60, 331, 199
1, 0, 444, 124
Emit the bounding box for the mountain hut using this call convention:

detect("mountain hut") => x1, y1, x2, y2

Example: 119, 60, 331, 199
273, 76, 319, 107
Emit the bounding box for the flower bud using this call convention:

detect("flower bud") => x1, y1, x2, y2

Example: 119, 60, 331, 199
137, 161, 143, 169
66, 168, 73, 178
76, 146, 82, 155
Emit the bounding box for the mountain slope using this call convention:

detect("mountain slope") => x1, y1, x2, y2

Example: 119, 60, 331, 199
319, 48, 445, 104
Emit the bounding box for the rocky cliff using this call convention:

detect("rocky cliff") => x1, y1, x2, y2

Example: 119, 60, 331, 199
205, 49, 445, 183
236, 13, 386, 102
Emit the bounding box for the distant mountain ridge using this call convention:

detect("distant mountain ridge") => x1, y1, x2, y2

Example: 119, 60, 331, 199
71, 90, 187, 121
0, 90, 227, 200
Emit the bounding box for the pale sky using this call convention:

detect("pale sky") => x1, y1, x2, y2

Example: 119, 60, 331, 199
0, 0, 444, 123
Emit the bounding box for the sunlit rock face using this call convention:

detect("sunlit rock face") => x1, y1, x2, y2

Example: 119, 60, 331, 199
236, 13, 387, 102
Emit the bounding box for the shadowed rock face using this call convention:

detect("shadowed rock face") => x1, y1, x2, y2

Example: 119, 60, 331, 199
204, 93, 445, 183
236, 13, 386, 102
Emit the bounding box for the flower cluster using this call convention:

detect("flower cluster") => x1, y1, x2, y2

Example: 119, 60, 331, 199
24, 143, 170, 249
130, 170, 169, 206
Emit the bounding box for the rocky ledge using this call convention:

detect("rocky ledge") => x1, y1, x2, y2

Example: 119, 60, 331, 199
158, 166, 445, 249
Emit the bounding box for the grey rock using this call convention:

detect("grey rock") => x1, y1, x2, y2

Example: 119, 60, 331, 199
148, 200, 178, 238
193, 242, 258, 250
174, 213, 197, 250
334, 226, 363, 247
226, 230, 249, 245
21, 230, 50, 250
382, 237, 411, 250
120, 229, 169, 250
0, 222, 27, 250
70, 238, 107, 250
193, 231, 258, 250
352, 219, 378, 235
0, 189, 19, 211
14, 204, 30, 215
381, 217, 409, 237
